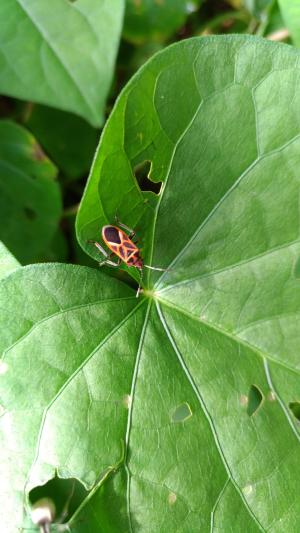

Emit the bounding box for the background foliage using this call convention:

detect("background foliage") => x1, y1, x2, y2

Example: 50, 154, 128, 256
1, 1, 300, 533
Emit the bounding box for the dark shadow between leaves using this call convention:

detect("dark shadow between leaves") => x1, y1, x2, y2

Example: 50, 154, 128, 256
29, 474, 88, 526
134, 160, 162, 194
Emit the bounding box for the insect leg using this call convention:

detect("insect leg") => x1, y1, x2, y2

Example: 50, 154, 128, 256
99, 258, 121, 268
88, 240, 109, 258
114, 214, 136, 240
88, 240, 121, 268
136, 268, 144, 297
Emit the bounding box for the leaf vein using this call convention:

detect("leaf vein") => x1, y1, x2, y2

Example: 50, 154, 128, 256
16, 0, 96, 117
27, 300, 146, 483
2, 295, 136, 361
159, 238, 300, 293
156, 301, 266, 532
157, 297, 300, 379
124, 302, 152, 533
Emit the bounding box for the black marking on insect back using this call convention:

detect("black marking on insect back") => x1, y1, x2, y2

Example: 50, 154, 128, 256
119, 246, 126, 259
127, 250, 142, 267
123, 240, 136, 250
103, 226, 121, 244
127, 251, 139, 265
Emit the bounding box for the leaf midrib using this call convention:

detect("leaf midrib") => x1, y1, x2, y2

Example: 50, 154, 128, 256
124, 301, 152, 533
29, 298, 147, 480
2, 295, 137, 361
156, 295, 300, 378
155, 301, 266, 533
153, 102, 300, 290
158, 238, 300, 293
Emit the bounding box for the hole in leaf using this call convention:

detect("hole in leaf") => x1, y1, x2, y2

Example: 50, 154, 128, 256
134, 160, 162, 194
247, 385, 263, 416
289, 401, 300, 421
171, 402, 192, 423
29, 475, 87, 525
24, 207, 36, 220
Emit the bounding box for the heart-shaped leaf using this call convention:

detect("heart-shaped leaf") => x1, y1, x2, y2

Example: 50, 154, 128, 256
3, 35, 300, 532
0, 120, 62, 263
0, 0, 125, 126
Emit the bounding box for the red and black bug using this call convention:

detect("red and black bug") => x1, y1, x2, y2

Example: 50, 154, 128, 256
89, 218, 167, 297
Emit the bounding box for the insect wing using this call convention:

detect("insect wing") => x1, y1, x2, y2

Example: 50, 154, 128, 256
102, 225, 138, 265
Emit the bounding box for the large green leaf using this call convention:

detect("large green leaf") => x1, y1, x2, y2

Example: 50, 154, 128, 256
278, 0, 300, 46
0, 0, 124, 126
0, 120, 62, 263
3, 35, 300, 531
124, 0, 200, 43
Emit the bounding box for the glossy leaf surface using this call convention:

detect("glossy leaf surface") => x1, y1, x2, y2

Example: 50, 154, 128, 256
3, 36, 300, 532
0, 0, 124, 126
0, 120, 62, 263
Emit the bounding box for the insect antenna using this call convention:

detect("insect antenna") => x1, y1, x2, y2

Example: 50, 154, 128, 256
144, 264, 170, 272
136, 268, 144, 298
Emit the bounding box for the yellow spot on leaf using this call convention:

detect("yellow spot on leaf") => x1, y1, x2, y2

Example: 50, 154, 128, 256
239, 394, 248, 406
0, 361, 8, 375
243, 484, 253, 496
267, 391, 276, 401
123, 394, 132, 409
168, 492, 177, 505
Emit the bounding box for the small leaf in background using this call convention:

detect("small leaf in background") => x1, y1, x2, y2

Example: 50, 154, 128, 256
26, 105, 99, 181
124, 0, 200, 43
0, 241, 20, 280
38, 227, 69, 263
244, 0, 272, 17
278, 0, 300, 46
0, 0, 125, 126
264, 3, 287, 39
0, 120, 62, 263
